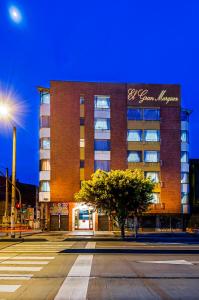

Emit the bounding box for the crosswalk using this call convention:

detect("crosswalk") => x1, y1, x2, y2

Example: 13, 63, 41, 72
0, 241, 73, 253
0, 241, 73, 294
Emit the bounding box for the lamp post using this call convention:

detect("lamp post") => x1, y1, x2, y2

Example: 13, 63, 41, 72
11, 127, 16, 238
0, 103, 19, 238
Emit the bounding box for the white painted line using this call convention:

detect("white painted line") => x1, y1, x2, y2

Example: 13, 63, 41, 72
0, 266, 43, 271
0, 257, 11, 260
0, 285, 21, 292
85, 242, 96, 249
0, 275, 32, 280
55, 256, 93, 300
138, 260, 193, 265
54, 242, 96, 300
0, 273, 33, 278
1, 261, 49, 265
9, 256, 55, 260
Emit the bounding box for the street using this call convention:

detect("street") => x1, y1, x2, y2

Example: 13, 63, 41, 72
0, 234, 198, 299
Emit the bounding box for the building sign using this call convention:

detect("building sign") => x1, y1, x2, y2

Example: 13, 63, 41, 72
128, 88, 179, 104
49, 203, 69, 215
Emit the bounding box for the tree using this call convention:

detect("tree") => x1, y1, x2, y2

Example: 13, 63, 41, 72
75, 169, 155, 239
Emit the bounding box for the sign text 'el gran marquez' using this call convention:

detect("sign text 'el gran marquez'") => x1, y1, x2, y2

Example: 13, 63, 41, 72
128, 88, 179, 104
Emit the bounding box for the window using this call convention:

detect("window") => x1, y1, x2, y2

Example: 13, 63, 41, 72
80, 160, 84, 168
80, 139, 85, 147
41, 92, 50, 104
94, 140, 110, 151
80, 96, 85, 104
127, 130, 142, 142
181, 193, 188, 204
40, 159, 50, 171
151, 193, 160, 204
127, 108, 142, 120
144, 130, 160, 142
94, 160, 110, 171
143, 109, 160, 121
145, 172, 159, 183
181, 151, 188, 163
40, 116, 50, 128
94, 96, 110, 109
40, 181, 50, 192
181, 111, 189, 121
181, 172, 189, 184
127, 151, 142, 162
40, 138, 50, 150
80, 118, 84, 125
94, 118, 110, 130
144, 151, 159, 162
181, 131, 189, 143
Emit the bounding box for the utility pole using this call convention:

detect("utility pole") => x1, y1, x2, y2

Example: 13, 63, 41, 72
11, 127, 16, 238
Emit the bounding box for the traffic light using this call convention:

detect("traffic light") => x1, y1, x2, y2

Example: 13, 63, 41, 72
15, 202, 21, 209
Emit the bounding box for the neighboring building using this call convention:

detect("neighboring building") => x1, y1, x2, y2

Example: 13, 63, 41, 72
189, 159, 199, 228
0, 176, 37, 224
38, 81, 191, 231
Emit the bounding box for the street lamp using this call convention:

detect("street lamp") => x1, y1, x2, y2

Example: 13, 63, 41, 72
0, 102, 17, 238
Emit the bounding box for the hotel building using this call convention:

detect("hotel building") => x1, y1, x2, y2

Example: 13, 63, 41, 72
38, 81, 190, 231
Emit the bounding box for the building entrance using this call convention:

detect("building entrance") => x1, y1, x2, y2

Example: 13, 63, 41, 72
74, 207, 93, 230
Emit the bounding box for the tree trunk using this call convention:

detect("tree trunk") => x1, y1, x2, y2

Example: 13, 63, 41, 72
121, 222, 125, 239
134, 216, 138, 239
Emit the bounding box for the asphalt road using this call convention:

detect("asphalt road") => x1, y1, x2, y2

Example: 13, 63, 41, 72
0, 235, 199, 299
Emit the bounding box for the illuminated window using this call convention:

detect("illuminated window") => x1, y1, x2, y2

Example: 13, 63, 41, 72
145, 172, 159, 183
127, 130, 142, 142
95, 96, 110, 109
40, 159, 50, 171
144, 130, 160, 142
40, 138, 50, 150
80, 139, 85, 147
94, 140, 110, 151
181, 172, 189, 184
94, 160, 110, 171
181, 151, 188, 163
143, 109, 160, 121
181, 131, 189, 143
94, 119, 110, 130
40, 116, 50, 128
181, 193, 188, 204
40, 181, 50, 192
144, 151, 159, 162
127, 151, 142, 162
41, 92, 50, 104
127, 108, 142, 120
151, 193, 160, 204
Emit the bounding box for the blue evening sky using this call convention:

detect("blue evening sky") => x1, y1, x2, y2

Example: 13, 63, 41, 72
0, 0, 198, 185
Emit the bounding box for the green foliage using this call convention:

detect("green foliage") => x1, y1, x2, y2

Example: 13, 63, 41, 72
75, 169, 155, 237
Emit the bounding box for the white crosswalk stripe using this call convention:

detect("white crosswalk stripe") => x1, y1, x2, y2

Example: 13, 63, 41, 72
0, 242, 72, 253
0, 253, 55, 294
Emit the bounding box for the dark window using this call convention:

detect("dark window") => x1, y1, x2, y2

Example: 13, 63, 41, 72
94, 160, 110, 171
80, 118, 84, 125
80, 160, 84, 168
127, 108, 142, 120
80, 97, 85, 104
40, 116, 50, 128
143, 109, 160, 121
94, 140, 110, 151
181, 111, 189, 121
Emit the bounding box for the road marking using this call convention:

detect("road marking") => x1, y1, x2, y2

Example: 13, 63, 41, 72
0, 266, 43, 271
9, 256, 55, 260
1, 261, 49, 265
0, 274, 33, 280
138, 260, 193, 265
0, 257, 11, 260
85, 242, 96, 249
0, 285, 20, 292
54, 242, 95, 300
